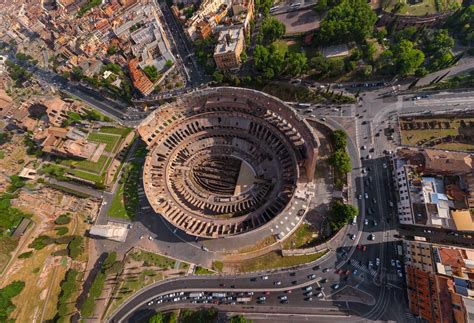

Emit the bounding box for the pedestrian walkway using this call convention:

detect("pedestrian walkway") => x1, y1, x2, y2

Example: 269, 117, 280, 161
350, 259, 377, 276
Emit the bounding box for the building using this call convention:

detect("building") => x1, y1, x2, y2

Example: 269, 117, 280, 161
128, 58, 154, 96
41, 127, 105, 161
404, 240, 435, 272
392, 148, 474, 229
213, 27, 244, 71
404, 242, 474, 323
89, 221, 129, 242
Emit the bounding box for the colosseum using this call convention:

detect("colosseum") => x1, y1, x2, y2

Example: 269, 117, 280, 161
138, 87, 319, 238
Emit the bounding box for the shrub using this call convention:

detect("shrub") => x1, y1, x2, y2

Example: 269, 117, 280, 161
0, 280, 25, 321
55, 226, 69, 236
28, 235, 54, 250
67, 236, 84, 259
18, 251, 33, 259
55, 214, 71, 225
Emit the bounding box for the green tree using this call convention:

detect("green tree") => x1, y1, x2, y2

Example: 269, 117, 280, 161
319, 0, 377, 44
0, 281, 25, 322
260, 17, 286, 44
330, 130, 347, 150
168, 312, 178, 323
212, 71, 224, 83
285, 52, 308, 76
329, 200, 358, 231
143, 65, 159, 82
148, 312, 163, 323
393, 40, 425, 76
329, 150, 352, 174
314, 0, 328, 13
230, 315, 252, 323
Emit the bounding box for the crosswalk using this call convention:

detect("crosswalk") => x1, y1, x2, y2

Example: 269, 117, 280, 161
350, 259, 377, 276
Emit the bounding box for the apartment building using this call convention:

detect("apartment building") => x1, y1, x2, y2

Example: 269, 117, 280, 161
213, 27, 245, 70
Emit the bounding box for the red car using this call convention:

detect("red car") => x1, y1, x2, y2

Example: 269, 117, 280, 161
357, 244, 362, 250
362, 245, 367, 251
264, 291, 271, 295
345, 270, 351, 275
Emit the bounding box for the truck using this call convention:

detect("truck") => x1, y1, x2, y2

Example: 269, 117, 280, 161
212, 292, 227, 298
236, 297, 252, 303
189, 292, 204, 298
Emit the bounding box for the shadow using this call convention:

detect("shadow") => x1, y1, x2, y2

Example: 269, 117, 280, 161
72, 252, 109, 322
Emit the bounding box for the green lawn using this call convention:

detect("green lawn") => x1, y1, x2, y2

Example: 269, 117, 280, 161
234, 251, 327, 273
282, 223, 319, 249
195, 266, 214, 275
272, 40, 301, 56
66, 169, 102, 183
88, 133, 121, 153
59, 155, 109, 173
130, 251, 176, 269
98, 127, 132, 136
108, 161, 141, 219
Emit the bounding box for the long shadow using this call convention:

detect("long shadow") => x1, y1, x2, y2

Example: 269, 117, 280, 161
72, 252, 109, 322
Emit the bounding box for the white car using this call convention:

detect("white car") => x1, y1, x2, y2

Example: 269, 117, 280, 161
364, 193, 369, 199
391, 259, 396, 267
397, 270, 403, 278
262, 275, 269, 280
279, 295, 288, 300
364, 219, 369, 225
376, 258, 380, 266
358, 194, 362, 200
383, 163, 387, 169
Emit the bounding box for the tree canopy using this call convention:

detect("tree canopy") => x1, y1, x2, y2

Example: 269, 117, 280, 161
319, 0, 377, 44
329, 149, 352, 174
392, 40, 425, 77
329, 200, 358, 231
259, 17, 286, 44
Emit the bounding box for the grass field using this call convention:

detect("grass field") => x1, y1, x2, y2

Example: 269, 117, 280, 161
107, 161, 141, 219
231, 250, 327, 273
383, 0, 461, 15
400, 116, 474, 152
130, 250, 176, 269
195, 266, 214, 275
88, 133, 121, 153
282, 223, 319, 249
51, 127, 131, 185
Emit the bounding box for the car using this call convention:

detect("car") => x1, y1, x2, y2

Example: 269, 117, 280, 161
376, 258, 380, 266
383, 163, 387, 169
274, 281, 282, 286
362, 245, 367, 251
316, 292, 324, 298
332, 284, 340, 289
361, 145, 367, 150
264, 291, 271, 295
358, 194, 362, 200
290, 272, 296, 276
250, 277, 257, 282
350, 234, 356, 240
345, 270, 351, 275
335, 269, 342, 274
396, 260, 401, 268
285, 290, 292, 294
364, 219, 369, 225
320, 278, 327, 283
353, 269, 358, 275
373, 220, 378, 226
147, 301, 154, 305
308, 274, 316, 279
279, 295, 288, 300
291, 280, 298, 285
391, 259, 396, 267
281, 299, 289, 304
372, 198, 377, 204
368, 260, 373, 268
258, 296, 266, 301
322, 268, 330, 273
305, 291, 313, 296
262, 275, 269, 280
364, 193, 369, 199
219, 283, 225, 287
304, 286, 313, 291
352, 217, 357, 225
305, 297, 313, 301
368, 234, 375, 241
148, 236, 153, 240
397, 270, 403, 278
312, 265, 320, 271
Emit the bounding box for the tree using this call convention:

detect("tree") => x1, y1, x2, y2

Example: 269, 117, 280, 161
260, 17, 286, 44
168, 312, 178, 323
319, 0, 377, 44
329, 150, 352, 174
314, 0, 328, 13
143, 65, 159, 82
330, 130, 347, 150
148, 313, 163, 323
285, 52, 308, 76
230, 315, 252, 323
212, 71, 224, 83
329, 200, 358, 231
393, 40, 425, 76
